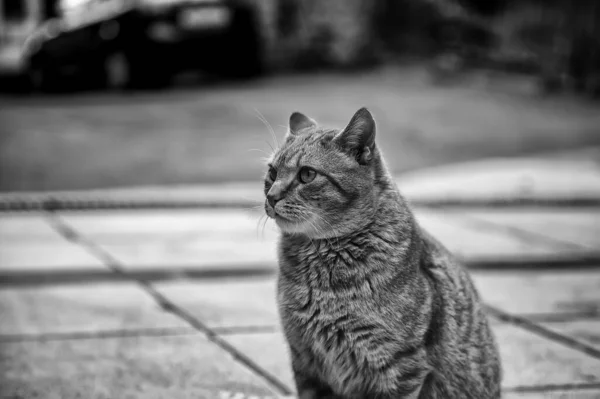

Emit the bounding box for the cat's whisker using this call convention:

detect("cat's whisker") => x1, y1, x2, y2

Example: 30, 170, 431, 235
255, 214, 266, 239
246, 205, 265, 216
247, 148, 272, 158
239, 196, 264, 205
264, 140, 275, 152
250, 202, 264, 207
255, 212, 273, 240
253, 108, 280, 150
261, 214, 270, 238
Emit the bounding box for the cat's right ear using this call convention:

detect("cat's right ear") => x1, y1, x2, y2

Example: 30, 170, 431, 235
334, 107, 376, 165
288, 112, 317, 135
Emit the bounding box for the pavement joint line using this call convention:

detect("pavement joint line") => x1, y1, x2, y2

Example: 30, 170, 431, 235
503, 382, 600, 393
486, 305, 600, 361
0, 266, 277, 287
44, 211, 293, 397
462, 256, 600, 270
0, 327, 198, 343
413, 199, 600, 209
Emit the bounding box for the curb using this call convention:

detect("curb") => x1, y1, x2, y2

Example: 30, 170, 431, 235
2, 151, 600, 211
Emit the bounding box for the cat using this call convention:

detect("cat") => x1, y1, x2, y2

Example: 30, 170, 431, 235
264, 108, 501, 399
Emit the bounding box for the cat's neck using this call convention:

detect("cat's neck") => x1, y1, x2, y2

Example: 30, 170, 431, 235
281, 180, 422, 266
279, 183, 423, 290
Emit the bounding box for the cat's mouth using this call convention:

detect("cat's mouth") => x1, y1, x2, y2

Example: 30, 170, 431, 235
266, 203, 305, 231
266, 203, 291, 221
268, 209, 299, 228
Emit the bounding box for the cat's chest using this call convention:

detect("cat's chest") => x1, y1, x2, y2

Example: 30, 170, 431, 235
277, 264, 382, 354
278, 271, 400, 394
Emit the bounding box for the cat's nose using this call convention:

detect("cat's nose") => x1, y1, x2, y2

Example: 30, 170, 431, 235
267, 193, 281, 208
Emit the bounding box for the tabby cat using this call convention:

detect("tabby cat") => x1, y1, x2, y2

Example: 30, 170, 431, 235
264, 108, 501, 399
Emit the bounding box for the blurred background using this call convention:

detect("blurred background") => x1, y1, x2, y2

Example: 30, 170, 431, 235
1, 2, 600, 398
0, 0, 599, 191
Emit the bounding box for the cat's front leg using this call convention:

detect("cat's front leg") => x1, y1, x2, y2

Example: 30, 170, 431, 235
291, 352, 340, 399
297, 388, 341, 399
293, 369, 340, 399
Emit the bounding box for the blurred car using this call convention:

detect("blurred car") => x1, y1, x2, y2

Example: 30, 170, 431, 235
0, 0, 58, 82
12, 0, 264, 91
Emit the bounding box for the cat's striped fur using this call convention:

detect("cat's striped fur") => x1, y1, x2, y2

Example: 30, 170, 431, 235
265, 108, 501, 398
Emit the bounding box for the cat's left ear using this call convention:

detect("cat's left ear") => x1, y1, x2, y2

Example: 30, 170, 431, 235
289, 112, 317, 135
334, 107, 376, 164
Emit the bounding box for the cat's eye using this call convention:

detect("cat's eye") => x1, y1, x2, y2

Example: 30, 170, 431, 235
268, 167, 277, 181
298, 167, 316, 184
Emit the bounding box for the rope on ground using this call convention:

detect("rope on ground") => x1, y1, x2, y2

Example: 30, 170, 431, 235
0, 195, 599, 212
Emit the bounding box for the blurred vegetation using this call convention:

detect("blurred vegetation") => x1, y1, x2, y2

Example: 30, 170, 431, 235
274, 0, 600, 98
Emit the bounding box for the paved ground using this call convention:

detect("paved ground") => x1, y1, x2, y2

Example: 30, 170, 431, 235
2, 154, 600, 398
2, 66, 600, 192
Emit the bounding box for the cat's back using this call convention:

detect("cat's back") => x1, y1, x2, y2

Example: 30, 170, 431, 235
418, 229, 502, 398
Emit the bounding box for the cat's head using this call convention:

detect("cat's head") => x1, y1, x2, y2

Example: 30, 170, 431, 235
264, 107, 388, 238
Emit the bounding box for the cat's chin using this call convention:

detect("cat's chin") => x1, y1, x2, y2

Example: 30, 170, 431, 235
274, 216, 311, 235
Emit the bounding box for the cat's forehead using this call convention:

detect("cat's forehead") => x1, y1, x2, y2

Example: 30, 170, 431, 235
272, 128, 338, 168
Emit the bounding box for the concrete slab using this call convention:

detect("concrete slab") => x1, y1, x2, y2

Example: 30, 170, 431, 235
504, 390, 600, 398
0, 213, 61, 241
455, 209, 600, 251
0, 214, 104, 270
415, 211, 568, 259
0, 282, 186, 335
496, 323, 600, 387
155, 278, 279, 329
0, 334, 274, 399
60, 210, 272, 238
222, 323, 600, 392
56, 208, 581, 274
398, 151, 600, 204
473, 270, 600, 318
155, 271, 600, 334
540, 320, 600, 351
60, 210, 278, 269
223, 333, 294, 392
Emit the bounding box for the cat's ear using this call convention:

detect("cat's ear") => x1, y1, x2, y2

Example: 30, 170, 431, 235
334, 107, 376, 164
289, 112, 317, 135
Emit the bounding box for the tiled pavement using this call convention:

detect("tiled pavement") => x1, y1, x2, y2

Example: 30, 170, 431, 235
1, 207, 600, 398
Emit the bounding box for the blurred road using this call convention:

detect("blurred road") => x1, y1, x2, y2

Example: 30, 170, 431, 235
1, 66, 600, 191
